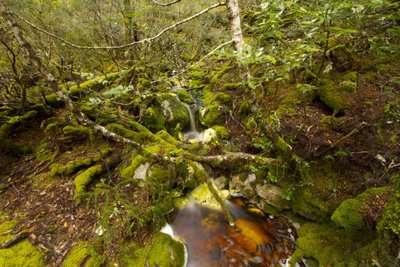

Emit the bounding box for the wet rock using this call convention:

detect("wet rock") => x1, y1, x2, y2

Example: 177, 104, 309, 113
256, 184, 289, 211
230, 173, 257, 197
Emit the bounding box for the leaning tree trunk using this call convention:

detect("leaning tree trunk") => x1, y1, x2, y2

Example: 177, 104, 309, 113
226, 0, 244, 55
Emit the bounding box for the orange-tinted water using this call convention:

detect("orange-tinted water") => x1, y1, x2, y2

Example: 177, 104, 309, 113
170, 198, 296, 267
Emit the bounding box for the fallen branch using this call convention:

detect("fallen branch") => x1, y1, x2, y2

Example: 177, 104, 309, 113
10, 2, 225, 50
1, 232, 29, 249
150, 0, 181, 6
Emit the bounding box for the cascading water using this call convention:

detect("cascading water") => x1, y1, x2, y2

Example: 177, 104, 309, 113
182, 102, 202, 141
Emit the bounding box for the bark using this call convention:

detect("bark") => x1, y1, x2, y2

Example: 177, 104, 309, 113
226, 0, 244, 55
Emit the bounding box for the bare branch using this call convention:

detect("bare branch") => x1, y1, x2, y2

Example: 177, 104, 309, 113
150, 0, 181, 6
152, 39, 234, 84
10, 2, 225, 50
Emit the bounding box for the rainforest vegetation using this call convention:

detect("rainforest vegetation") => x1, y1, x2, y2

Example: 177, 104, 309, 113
0, 0, 399, 266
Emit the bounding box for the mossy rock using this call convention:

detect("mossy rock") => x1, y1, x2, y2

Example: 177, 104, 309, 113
331, 198, 364, 229
189, 183, 230, 210
120, 154, 146, 179
291, 186, 332, 222
378, 178, 400, 236
290, 222, 365, 266
155, 93, 189, 136
74, 164, 103, 199
332, 187, 391, 230
63, 242, 106, 267
45, 94, 64, 108
211, 125, 230, 140
316, 79, 352, 115
0, 110, 38, 138
119, 233, 186, 267
220, 82, 242, 91
141, 106, 166, 133
199, 92, 231, 127
0, 220, 45, 267
175, 89, 194, 104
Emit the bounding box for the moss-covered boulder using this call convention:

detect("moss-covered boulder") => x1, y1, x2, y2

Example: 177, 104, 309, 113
316, 79, 353, 115
199, 92, 231, 127
119, 233, 186, 266
290, 223, 364, 266
332, 187, 391, 230
175, 89, 194, 104
63, 242, 106, 267
141, 93, 189, 137
0, 220, 45, 266
156, 93, 189, 136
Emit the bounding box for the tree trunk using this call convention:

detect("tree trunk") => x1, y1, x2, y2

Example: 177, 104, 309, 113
226, 0, 244, 55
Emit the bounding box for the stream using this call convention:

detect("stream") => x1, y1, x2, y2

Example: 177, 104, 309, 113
163, 89, 299, 266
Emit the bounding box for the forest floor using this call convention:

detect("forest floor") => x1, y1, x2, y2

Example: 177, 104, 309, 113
1, 56, 399, 266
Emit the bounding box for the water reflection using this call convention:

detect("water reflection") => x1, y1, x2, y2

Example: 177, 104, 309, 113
169, 198, 296, 267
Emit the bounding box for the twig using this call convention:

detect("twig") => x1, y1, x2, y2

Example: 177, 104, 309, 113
150, 0, 181, 6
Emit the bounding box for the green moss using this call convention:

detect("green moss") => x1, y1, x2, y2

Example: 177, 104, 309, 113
211, 125, 230, 139
378, 182, 400, 235
210, 65, 234, 85
204, 92, 231, 106
69, 72, 119, 97
155, 93, 189, 136
138, 78, 151, 88
220, 82, 242, 91
80, 105, 118, 125
0, 220, 45, 267
45, 94, 64, 108
43, 117, 68, 136
276, 84, 316, 117
339, 80, 357, 93
316, 79, 352, 115
175, 89, 194, 104
292, 186, 332, 222
63, 125, 92, 140
154, 130, 180, 146
291, 223, 364, 266
141, 107, 166, 133
64, 158, 94, 176
63, 242, 106, 267
332, 187, 391, 230
105, 123, 147, 143
188, 182, 230, 210
119, 233, 185, 267
331, 198, 364, 229
74, 164, 103, 198
50, 158, 94, 178
120, 154, 146, 179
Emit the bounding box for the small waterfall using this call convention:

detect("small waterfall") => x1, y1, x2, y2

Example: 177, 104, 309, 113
183, 102, 202, 141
